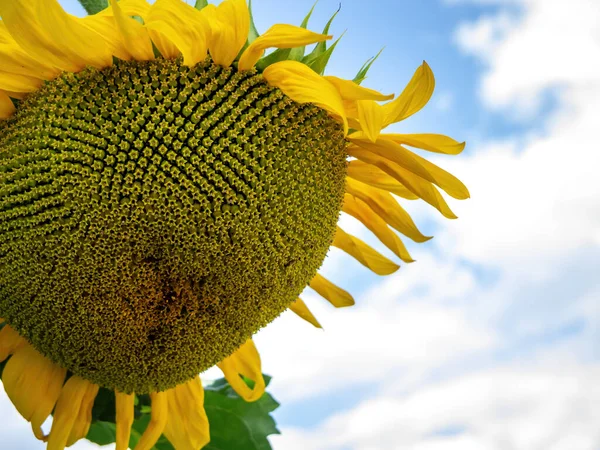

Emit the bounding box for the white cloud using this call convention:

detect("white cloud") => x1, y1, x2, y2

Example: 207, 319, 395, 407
455, 0, 600, 114
271, 363, 600, 450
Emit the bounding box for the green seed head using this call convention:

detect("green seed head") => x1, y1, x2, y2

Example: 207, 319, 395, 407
0, 58, 347, 393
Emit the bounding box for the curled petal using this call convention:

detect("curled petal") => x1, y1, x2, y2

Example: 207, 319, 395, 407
0, 0, 112, 72
381, 133, 466, 155
2, 344, 67, 441
110, 0, 155, 61
333, 226, 399, 275
0, 324, 26, 361
325, 76, 394, 101
204, 0, 249, 67
343, 194, 414, 263
0, 91, 16, 119
347, 160, 418, 199
345, 178, 431, 243
349, 135, 470, 200
263, 61, 348, 134
146, 0, 210, 65
218, 339, 265, 402
382, 61, 435, 126
357, 100, 384, 143
309, 273, 355, 307
135, 392, 169, 450
239, 24, 331, 71
47, 376, 99, 450
289, 298, 322, 328
163, 376, 210, 450
115, 392, 135, 450
348, 146, 458, 219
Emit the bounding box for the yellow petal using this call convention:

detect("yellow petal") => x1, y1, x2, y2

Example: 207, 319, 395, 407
217, 339, 265, 402
345, 177, 431, 243
47, 376, 99, 450
115, 392, 135, 450
357, 99, 384, 143
263, 60, 348, 134
0, 72, 42, 92
146, 0, 210, 65
325, 76, 394, 101
0, 0, 113, 72
333, 226, 399, 275
0, 90, 16, 119
347, 160, 418, 199
204, 0, 249, 67
239, 24, 331, 71
348, 146, 458, 219
381, 133, 466, 155
0, 324, 26, 361
163, 376, 210, 450
2, 344, 67, 441
382, 61, 435, 126
343, 194, 414, 263
289, 298, 322, 328
110, 0, 155, 61
66, 382, 99, 447
349, 136, 470, 200
80, 15, 131, 61
135, 392, 169, 450
0, 42, 59, 80
104, 0, 151, 17
309, 273, 355, 307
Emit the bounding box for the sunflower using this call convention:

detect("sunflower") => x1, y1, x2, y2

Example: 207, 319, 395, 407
0, 0, 469, 448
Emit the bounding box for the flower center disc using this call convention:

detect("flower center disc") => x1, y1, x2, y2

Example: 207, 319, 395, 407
0, 59, 347, 393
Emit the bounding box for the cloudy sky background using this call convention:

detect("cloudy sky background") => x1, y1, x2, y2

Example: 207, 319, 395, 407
1, 0, 598, 449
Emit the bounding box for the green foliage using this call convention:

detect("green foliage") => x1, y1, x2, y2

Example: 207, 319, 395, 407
247, 0, 261, 44
302, 4, 341, 74
256, 1, 343, 73
194, 0, 209, 10
77, 0, 108, 15
86, 376, 280, 450
353, 48, 385, 85
288, 1, 319, 62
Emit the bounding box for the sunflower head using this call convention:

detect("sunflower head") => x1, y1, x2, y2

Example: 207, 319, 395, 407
0, 0, 468, 448
0, 57, 347, 394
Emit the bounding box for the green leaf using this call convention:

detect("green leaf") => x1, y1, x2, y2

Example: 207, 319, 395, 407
247, 0, 260, 44
353, 47, 384, 85
302, 3, 341, 67
256, 48, 292, 71
77, 0, 108, 15
306, 32, 344, 75
194, 0, 209, 10
288, 1, 319, 62
86, 422, 118, 446
204, 376, 279, 450
85, 376, 280, 450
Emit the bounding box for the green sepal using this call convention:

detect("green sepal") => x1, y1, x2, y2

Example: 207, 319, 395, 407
302, 3, 341, 68
255, 48, 292, 71
77, 0, 109, 15
288, 0, 319, 62
305, 32, 344, 75
194, 0, 209, 10
86, 375, 280, 450
353, 47, 384, 85
247, 0, 261, 44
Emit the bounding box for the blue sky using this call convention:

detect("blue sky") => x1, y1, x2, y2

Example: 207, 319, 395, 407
1, 1, 599, 449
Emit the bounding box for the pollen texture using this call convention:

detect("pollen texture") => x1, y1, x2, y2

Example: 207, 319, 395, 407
0, 58, 347, 393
